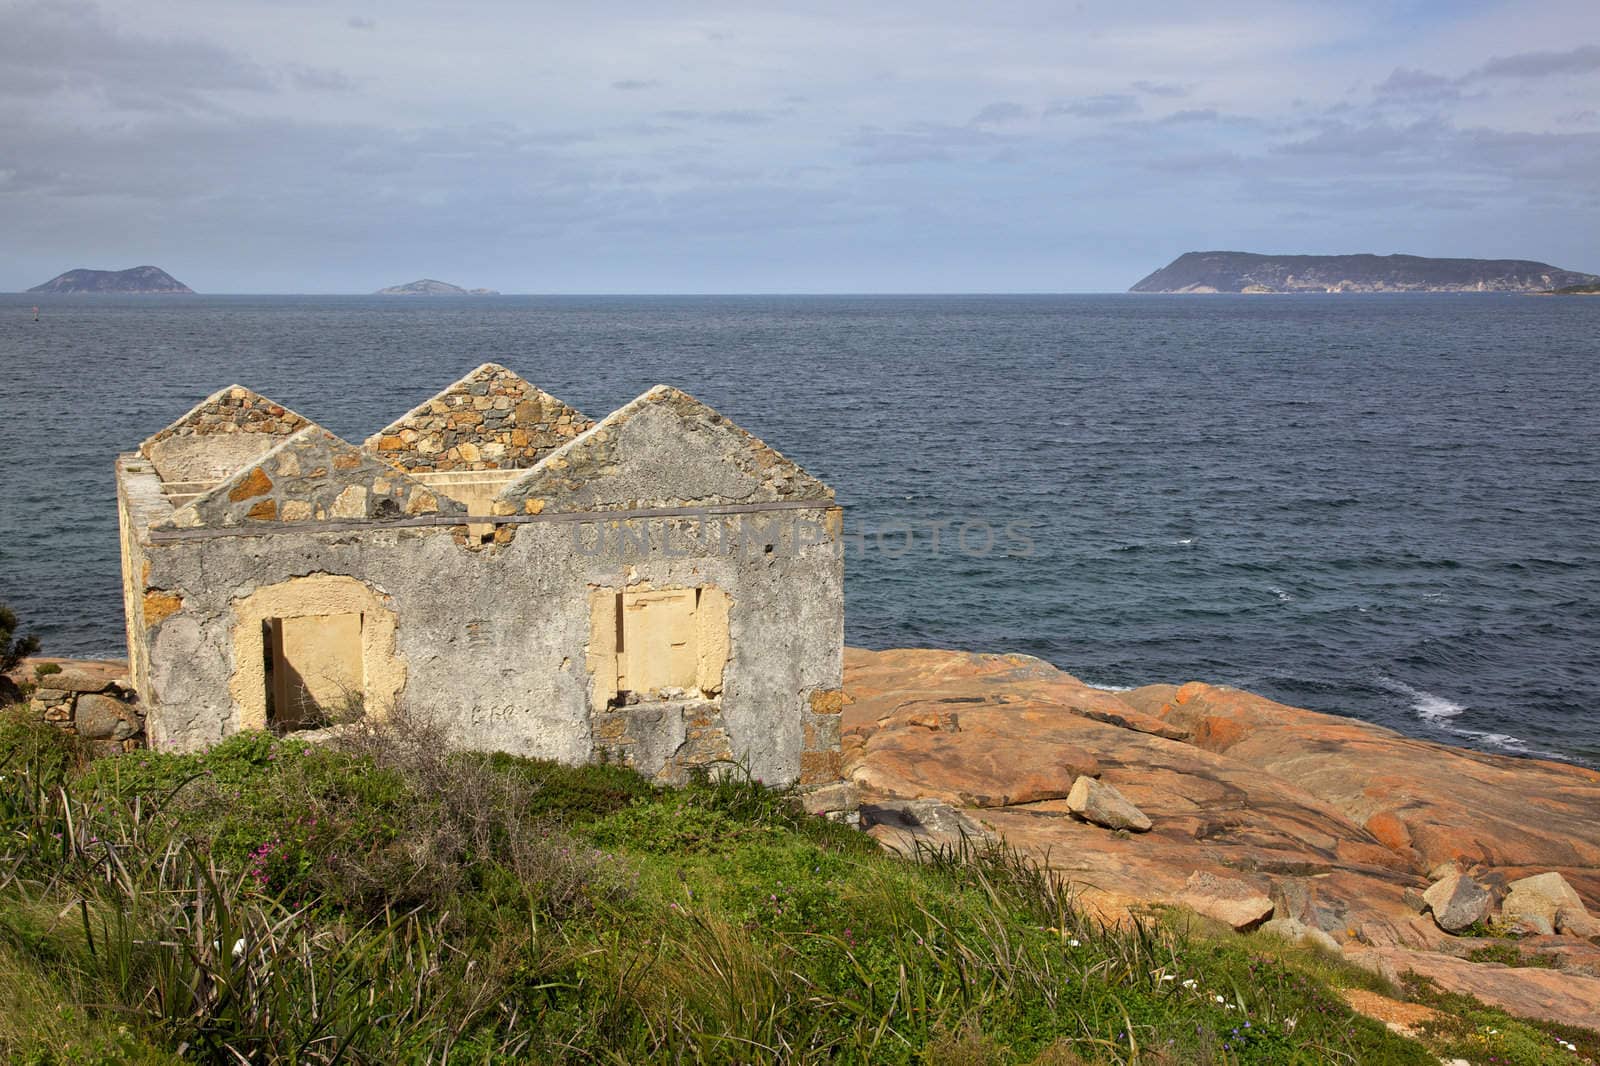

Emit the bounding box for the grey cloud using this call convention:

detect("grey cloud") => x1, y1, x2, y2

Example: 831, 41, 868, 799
346, 15, 376, 30
287, 65, 355, 93
847, 121, 1012, 165
1046, 94, 1139, 118
611, 79, 661, 91
1375, 67, 1461, 102
0, 0, 276, 110
970, 101, 1030, 126
657, 108, 777, 125
1131, 80, 1187, 98
1160, 108, 1222, 124
1472, 44, 1600, 80
1277, 118, 1443, 158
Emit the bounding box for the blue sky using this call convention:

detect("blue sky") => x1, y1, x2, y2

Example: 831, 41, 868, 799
2, 0, 1597, 292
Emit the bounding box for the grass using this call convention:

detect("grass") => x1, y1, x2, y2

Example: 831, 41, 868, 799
0, 702, 1592, 1063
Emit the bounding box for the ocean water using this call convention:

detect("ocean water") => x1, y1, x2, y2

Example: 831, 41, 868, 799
2, 293, 1597, 764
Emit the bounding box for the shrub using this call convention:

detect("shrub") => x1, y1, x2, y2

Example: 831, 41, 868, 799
0, 602, 40, 676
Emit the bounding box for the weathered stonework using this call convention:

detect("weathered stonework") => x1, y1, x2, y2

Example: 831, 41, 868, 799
591, 698, 737, 784
139, 385, 315, 485
159, 427, 464, 530
28, 673, 145, 757
364, 363, 592, 473
116, 371, 844, 790
496, 385, 834, 515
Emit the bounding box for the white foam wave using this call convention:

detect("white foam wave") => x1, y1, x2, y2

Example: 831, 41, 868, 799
1268, 586, 1293, 602
1379, 677, 1466, 721
1084, 680, 1136, 692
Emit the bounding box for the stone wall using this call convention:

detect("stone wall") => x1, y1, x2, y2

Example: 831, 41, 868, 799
30, 672, 145, 756
160, 427, 465, 529
140, 386, 314, 485
366, 363, 592, 473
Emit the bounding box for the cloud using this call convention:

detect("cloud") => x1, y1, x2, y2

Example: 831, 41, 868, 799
1472, 44, 1600, 80
1046, 94, 1140, 118
1131, 80, 1188, 98
346, 15, 376, 31
847, 122, 1010, 166
657, 108, 778, 125
1159, 108, 1223, 124
287, 65, 354, 93
970, 101, 1030, 126
611, 78, 661, 91
0, 0, 276, 110
1375, 67, 1461, 103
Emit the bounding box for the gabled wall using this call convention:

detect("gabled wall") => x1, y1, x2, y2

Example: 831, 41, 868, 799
139, 385, 315, 485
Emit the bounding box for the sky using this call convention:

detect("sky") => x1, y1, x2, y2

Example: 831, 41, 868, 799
2, 0, 1598, 293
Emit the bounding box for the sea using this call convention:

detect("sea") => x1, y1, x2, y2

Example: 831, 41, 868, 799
2, 293, 1597, 764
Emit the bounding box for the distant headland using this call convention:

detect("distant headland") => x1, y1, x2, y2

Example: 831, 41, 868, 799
27, 266, 194, 295
375, 279, 500, 296
1130, 252, 1600, 294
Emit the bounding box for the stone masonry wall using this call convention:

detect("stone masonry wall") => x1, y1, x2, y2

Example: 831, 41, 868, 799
161, 427, 465, 529
30, 672, 145, 757
140, 386, 310, 451
591, 698, 736, 785
140, 386, 316, 485
366, 363, 592, 473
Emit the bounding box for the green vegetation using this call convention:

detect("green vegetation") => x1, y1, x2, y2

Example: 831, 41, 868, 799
1, 600, 41, 675
1551, 282, 1600, 294
0, 704, 1590, 1063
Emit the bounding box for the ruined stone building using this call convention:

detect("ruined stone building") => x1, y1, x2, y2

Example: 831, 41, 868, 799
116, 365, 844, 788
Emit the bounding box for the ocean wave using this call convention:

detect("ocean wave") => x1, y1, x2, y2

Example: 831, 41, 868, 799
1378, 676, 1466, 721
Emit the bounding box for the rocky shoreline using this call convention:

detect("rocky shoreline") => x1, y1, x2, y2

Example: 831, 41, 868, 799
842, 647, 1600, 1031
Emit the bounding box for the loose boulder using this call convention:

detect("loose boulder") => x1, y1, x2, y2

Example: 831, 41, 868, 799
1177, 871, 1274, 931
1260, 916, 1344, 954
74, 693, 138, 741
1501, 873, 1587, 936
1422, 872, 1492, 934
1066, 775, 1152, 832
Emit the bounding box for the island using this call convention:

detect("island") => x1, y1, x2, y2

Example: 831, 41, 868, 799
27, 266, 193, 294
374, 279, 500, 296
1130, 251, 1600, 294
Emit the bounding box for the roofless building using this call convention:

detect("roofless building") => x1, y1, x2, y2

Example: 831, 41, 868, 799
115, 365, 845, 789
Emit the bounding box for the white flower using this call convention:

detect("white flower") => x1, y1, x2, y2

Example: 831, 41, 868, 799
232, 938, 246, 959
1068, 939, 1081, 947
1181, 979, 1197, 989
1215, 994, 1226, 1004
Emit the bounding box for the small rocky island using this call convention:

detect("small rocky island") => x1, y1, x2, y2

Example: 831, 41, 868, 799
375, 278, 499, 296
27, 266, 194, 294
1131, 251, 1599, 294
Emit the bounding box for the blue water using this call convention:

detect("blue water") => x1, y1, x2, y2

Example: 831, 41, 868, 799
2, 293, 1597, 763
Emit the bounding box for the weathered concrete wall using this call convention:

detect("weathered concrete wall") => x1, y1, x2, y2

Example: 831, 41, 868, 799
497, 386, 833, 515
129, 502, 842, 785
